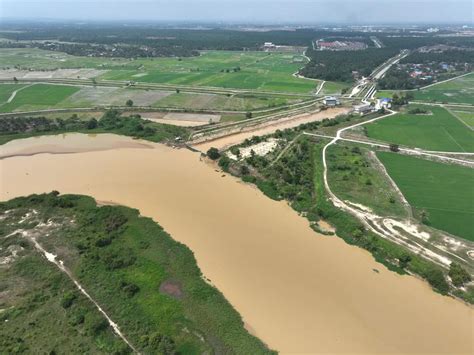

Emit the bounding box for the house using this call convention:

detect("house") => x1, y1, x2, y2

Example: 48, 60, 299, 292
353, 103, 373, 115
324, 96, 340, 106
376, 97, 392, 109
263, 42, 276, 51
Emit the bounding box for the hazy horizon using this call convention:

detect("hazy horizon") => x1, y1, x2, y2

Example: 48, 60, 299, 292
1, 0, 473, 25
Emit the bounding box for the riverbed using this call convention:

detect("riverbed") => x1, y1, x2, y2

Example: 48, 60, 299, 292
1, 133, 472, 354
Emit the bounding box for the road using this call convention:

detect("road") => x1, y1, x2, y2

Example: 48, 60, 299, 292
348, 50, 410, 99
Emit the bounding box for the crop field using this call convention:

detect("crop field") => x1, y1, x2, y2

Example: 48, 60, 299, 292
0, 48, 318, 93
449, 108, 474, 129
320, 81, 350, 96
0, 84, 80, 112
0, 83, 298, 112
153, 92, 297, 111
0, 83, 25, 104
365, 105, 474, 152
413, 73, 474, 104
377, 152, 474, 241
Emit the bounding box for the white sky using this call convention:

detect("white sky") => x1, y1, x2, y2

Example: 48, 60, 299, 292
1, 0, 473, 24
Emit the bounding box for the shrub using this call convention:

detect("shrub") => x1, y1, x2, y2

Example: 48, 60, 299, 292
61, 292, 76, 309
449, 263, 471, 287
206, 147, 220, 160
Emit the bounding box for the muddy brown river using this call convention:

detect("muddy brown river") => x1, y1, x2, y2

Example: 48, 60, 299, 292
1, 134, 473, 354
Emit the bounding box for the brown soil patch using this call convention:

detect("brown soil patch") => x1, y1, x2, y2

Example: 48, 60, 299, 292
159, 280, 183, 299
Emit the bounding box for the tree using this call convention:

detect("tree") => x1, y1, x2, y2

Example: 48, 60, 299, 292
420, 209, 430, 225
206, 147, 220, 160
218, 155, 231, 171
245, 112, 252, 119
448, 263, 471, 287
398, 253, 411, 269
126, 99, 134, 107
91, 78, 97, 85
424, 267, 449, 293
176, 88, 180, 94
86, 118, 98, 130
240, 165, 250, 175
389, 144, 400, 152
13, 76, 18, 83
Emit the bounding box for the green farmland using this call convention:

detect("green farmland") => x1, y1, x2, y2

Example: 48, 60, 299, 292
0, 48, 318, 94
366, 105, 474, 152
377, 152, 474, 241
449, 108, 474, 129
0, 83, 25, 103
0, 83, 301, 113
0, 84, 79, 112
414, 73, 474, 104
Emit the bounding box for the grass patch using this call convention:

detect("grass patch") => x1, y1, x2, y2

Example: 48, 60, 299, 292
365, 105, 474, 152
377, 152, 474, 241
0, 84, 79, 112
326, 144, 409, 217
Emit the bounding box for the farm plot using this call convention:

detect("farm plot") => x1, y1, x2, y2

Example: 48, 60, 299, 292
153, 92, 295, 111
365, 105, 474, 152
0, 48, 316, 93
377, 152, 474, 241
414, 73, 474, 104
59, 86, 173, 107
0, 84, 79, 112
449, 108, 474, 129
0, 83, 25, 103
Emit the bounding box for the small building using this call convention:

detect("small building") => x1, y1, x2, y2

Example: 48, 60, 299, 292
263, 42, 276, 51
376, 97, 392, 109
324, 96, 340, 106
353, 103, 373, 115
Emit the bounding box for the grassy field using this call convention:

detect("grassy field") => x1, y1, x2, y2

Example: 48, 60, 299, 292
377, 152, 474, 241
0, 84, 79, 112
320, 81, 350, 96
0, 193, 273, 354
0, 48, 318, 93
0, 83, 25, 103
327, 144, 409, 218
0, 83, 300, 113
365, 105, 474, 152
449, 108, 474, 129
413, 73, 474, 104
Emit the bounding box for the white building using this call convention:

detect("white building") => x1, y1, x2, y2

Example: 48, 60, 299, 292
324, 96, 340, 106
353, 103, 373, 115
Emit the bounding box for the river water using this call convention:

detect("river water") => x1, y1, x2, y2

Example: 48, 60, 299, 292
1, 133, 472, 354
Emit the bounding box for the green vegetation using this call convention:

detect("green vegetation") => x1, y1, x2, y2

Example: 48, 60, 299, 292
301, 48, 399, 82
449, 108, 474, 128
0, 110, 188, 145
377, 152, 474, 241
0, 84, 79, 112
153, 92, 297, 111
0, 193, 273, 354
320, 81, 350, 96
326, 144, 408, 217
0, 48, 317, 94
449, 263, 472, 287
366, 105, 474, 152
206, 147, 220, 160
413, 72, 474, 104
0, 83, 25, 103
